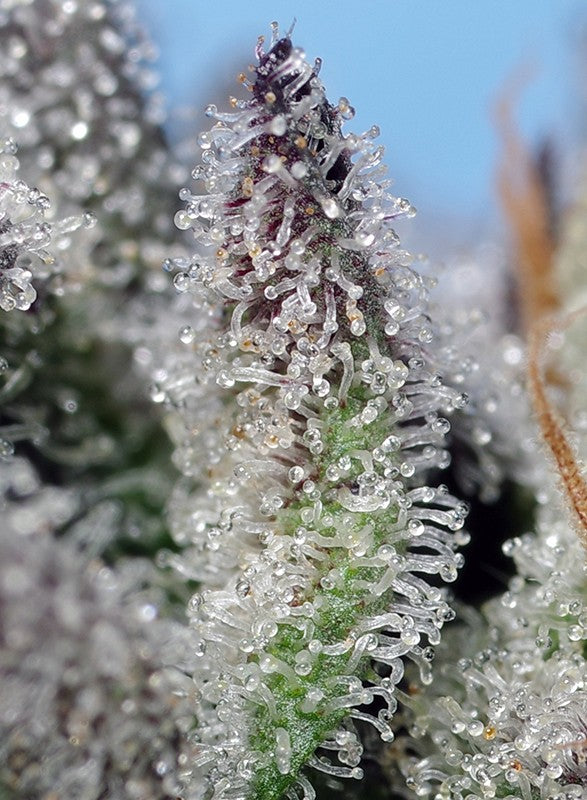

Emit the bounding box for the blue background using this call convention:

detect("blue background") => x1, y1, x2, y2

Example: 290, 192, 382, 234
137, 1, 586, 247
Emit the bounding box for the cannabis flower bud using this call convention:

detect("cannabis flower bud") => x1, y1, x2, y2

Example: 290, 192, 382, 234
162, 25, 469, 800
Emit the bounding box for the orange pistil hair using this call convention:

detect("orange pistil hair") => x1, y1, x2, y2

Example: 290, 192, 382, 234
528, 314, 587, 550
495, 72, 587, 549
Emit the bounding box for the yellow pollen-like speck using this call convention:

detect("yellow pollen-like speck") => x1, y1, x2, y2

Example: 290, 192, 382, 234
265, 91, 276, 104
229, 96, 238, 108
216, 248, 227, 260
304, 205, 315, 215
483, 724, 497, 740
237, 72, 247, 84
295, 135, 307, 149
250, 145, 260, 157
242, 177, 254, 197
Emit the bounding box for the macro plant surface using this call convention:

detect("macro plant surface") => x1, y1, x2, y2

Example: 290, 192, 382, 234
0, 4, 586, 800
161, 25, 470, 800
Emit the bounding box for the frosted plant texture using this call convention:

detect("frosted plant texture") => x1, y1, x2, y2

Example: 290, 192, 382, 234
0, 139, 51, 312
0, 0, 187, 283
432, 263, 543, 502
0, 137, 85, 314
0, 456, 197, 800
0, 0, 188, 557
388, 476, 587, 800
381, 144, 587, 800
1, 4, 587, 800
163, 26, 470, 800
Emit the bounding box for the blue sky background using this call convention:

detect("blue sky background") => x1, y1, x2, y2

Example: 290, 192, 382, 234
137, 1, 586, 246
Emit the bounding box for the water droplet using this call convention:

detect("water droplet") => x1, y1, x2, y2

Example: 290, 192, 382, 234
337, 96, 355, 120
320, 197, 340, 219
149, 383, 166, 403
179, 325, 195, 344
263, 155, 282, 174
82, 211, 97, 228
71, 120, 89, 140
173, 272, 190, 293
288, 466, 304, 483
174, 210, 192, 230
0, 438, 14, 459
291, 161, 308, 179
269, 115, 287, 136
